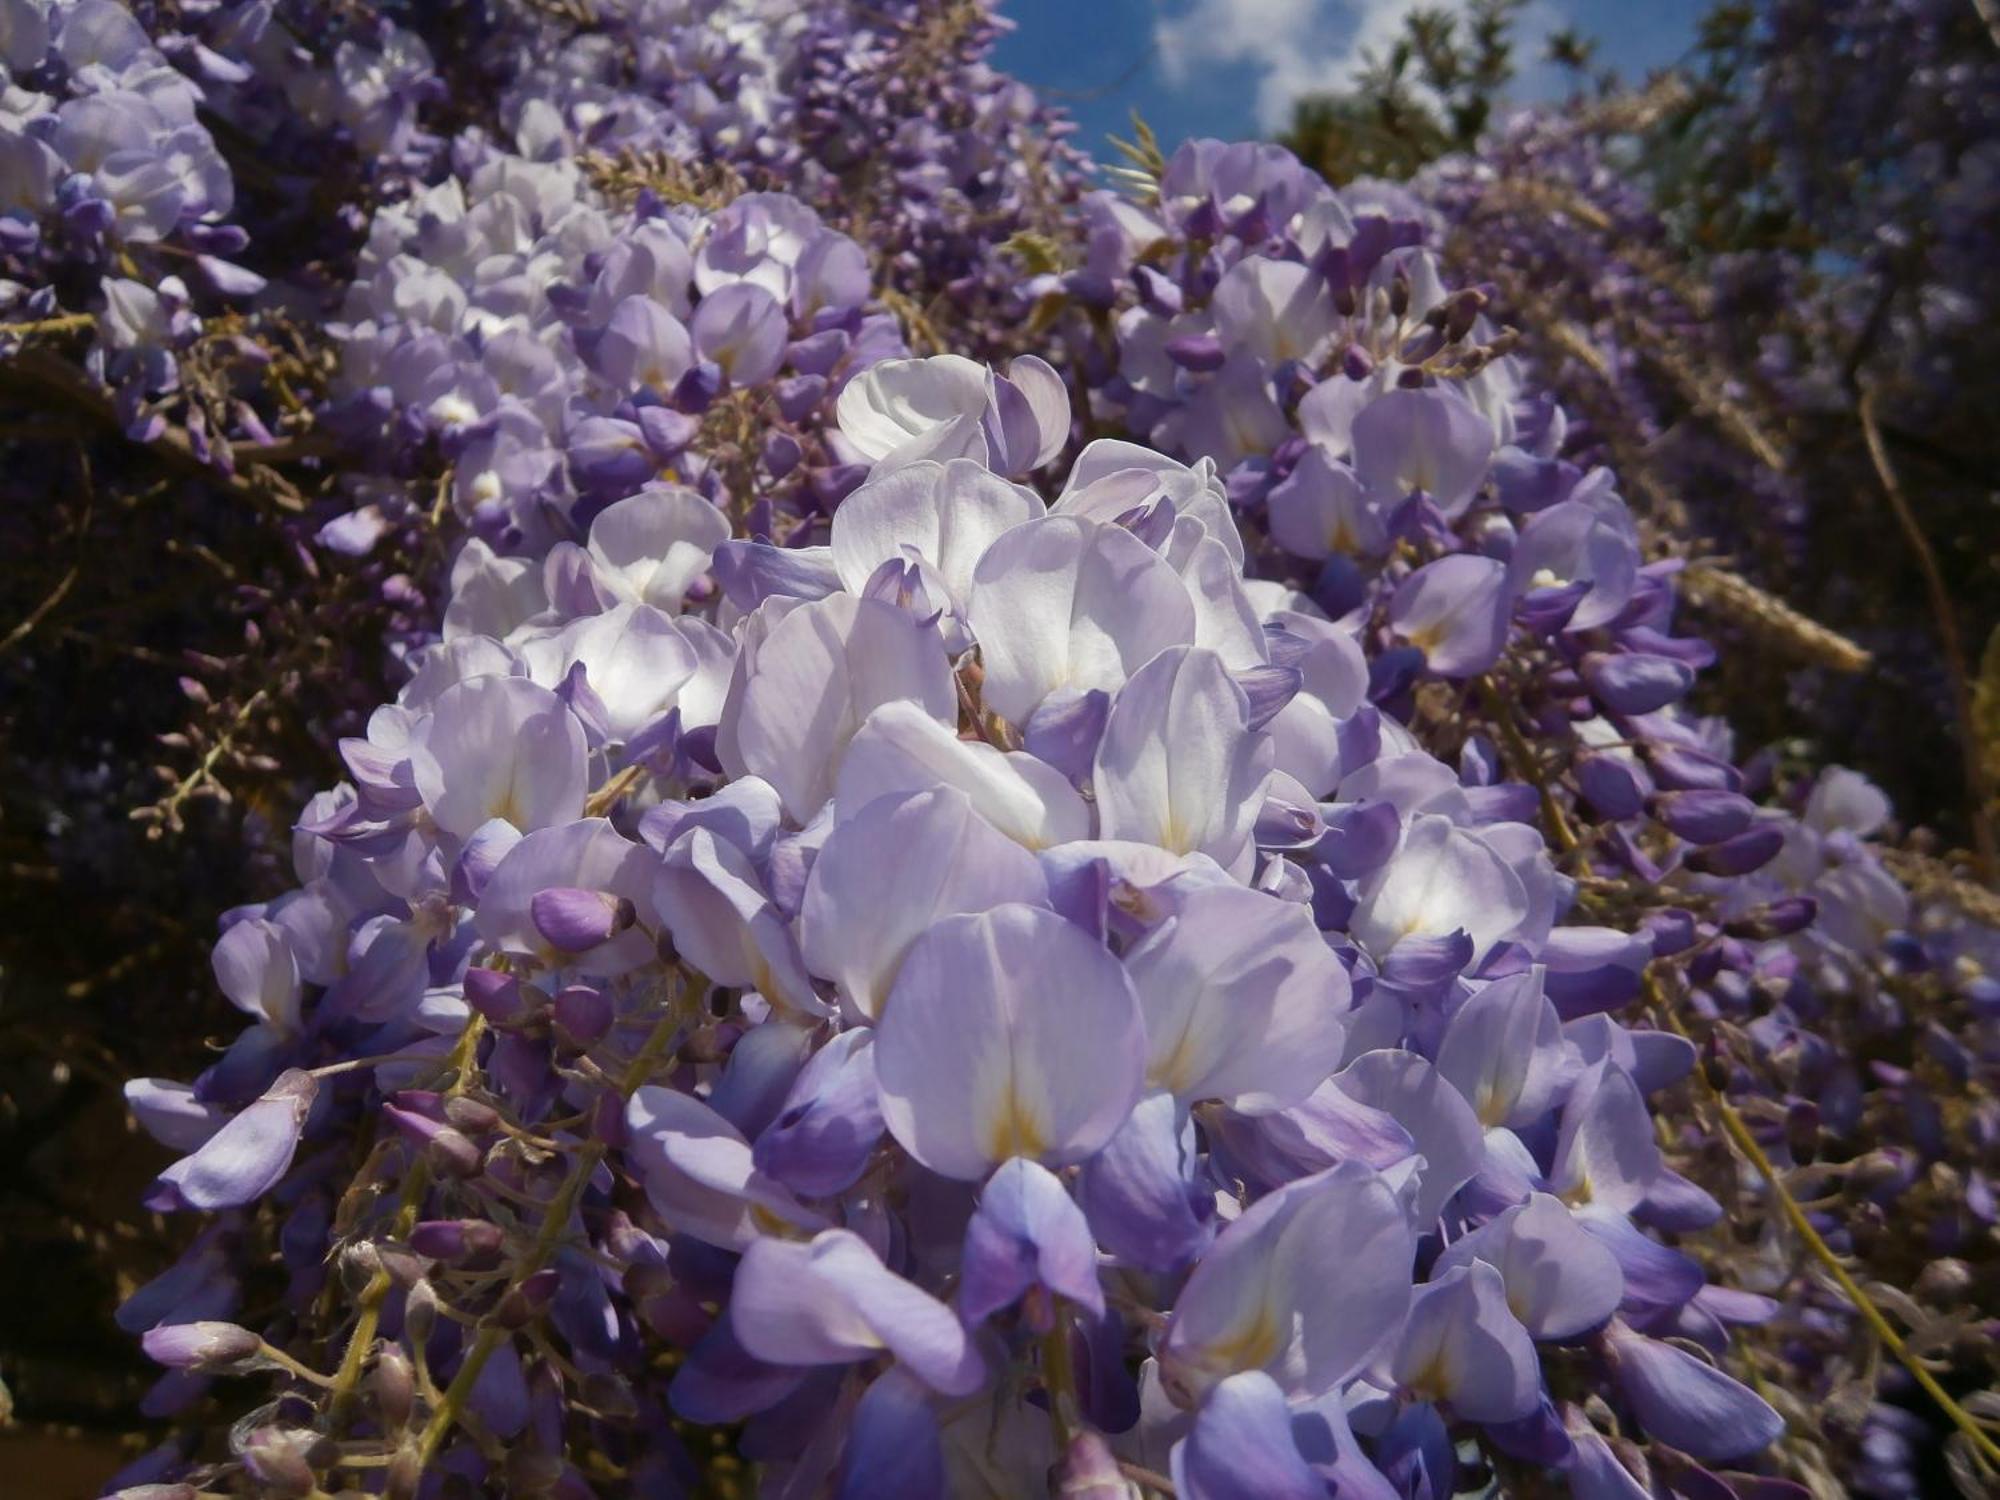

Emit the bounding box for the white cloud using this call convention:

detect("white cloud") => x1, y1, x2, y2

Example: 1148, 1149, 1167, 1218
1154, 0, 1556, 132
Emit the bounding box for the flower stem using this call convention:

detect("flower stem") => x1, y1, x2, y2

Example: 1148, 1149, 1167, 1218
410, 980, 688, 1469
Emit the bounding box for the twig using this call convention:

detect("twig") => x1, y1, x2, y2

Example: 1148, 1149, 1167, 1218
1, 312, 96, 339
138, 684, 273, 835
1040, 1312, 1077, 1453
326, 1014, 487, 1422
583, 761, 648, 817
410, 982, 688, 1468
0, 564, 77, 656
0, 349, 305, 513
1478, 675, 1581, 854
1858, 387, 1997, 883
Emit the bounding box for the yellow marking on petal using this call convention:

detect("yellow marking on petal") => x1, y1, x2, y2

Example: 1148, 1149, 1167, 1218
1406, 623, 1445, 655
1405, 1354, 1453, 1405
1474, 1082, 1509, 1130
984, 1085, 1049, 1163
1151, 1026, 1203, 1099
1206, 1301, 1283, 1373
748, 1203, 804, 1239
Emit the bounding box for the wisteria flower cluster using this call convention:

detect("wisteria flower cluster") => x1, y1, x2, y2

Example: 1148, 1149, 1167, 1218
125, 332, 1814, 1497
0, 1, 1989, 1497
318, 152, 905, 570
1032, 127, 2000, 1493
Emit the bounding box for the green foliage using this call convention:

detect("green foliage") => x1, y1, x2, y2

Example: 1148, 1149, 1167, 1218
1278, 0, 1528, 182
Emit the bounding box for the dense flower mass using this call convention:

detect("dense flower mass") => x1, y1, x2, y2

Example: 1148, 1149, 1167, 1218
0, 1, 1993, 1497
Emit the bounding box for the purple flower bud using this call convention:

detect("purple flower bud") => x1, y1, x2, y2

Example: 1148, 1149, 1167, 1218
1724, 897, 1818, 940
553, 984, 614, 1046
1581, 652, 1695, 715
1684, 824, 1785, 876
1644, 744, 1742, 792
381, 1104, 482, 1178
530, 886, 636, 953
1576, 750, 1649, 820
240, 1429, 320, 1498
1642, 908, 1701, 956
140, 1321, 261, 1371
444, 1096, 500, 1133
409, 1219, 506, 1262
1234, 664, 1303, 731
1650, 790, 1755, 845
1135, 265, 1183, 315
463, 968, 535, 1027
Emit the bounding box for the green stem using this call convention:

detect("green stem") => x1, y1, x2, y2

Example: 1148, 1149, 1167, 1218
327, 1015, 486, 1422
411, 985, 687, 1467
1040, 1304, 1076, 1453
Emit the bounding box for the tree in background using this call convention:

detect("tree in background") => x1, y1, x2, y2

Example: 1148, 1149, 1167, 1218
1282, 0, 1532, 182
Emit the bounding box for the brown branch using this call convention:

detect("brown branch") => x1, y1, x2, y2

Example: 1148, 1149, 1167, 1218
0, 564, 77, 657
1858, 386, 1997, 883
0, 349, 305, 513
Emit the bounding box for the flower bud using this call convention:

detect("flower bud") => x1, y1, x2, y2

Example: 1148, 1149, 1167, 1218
139, 1320, 262, 1372
404, 1280, 439, 1346
530, 887, 635, 954
373, 1345, 416, 1430
340, 1241, 384, 1291
1577, 749, 1648, 820
239, 1428, 318, 1499
1684, 824, 1784, 877
1650, 789, 1755, 845
464, 968, 536, 1027
1642, 907, 1700, 956
1724, 896, 1818, 940
379, 1246, 429, 1288
410, 1218, 507, 1262
1164, 333, 1225, 372
1581, 651, 1695, 715
1916, 1258, 1974, 1303
384, 1102, 484, 1178
444, 1095, 500, 1133
553, 984, 614, 1047
495, 1268, 560, 1329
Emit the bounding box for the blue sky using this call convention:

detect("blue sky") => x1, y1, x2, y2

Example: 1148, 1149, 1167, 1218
993, 0, 1706, 159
